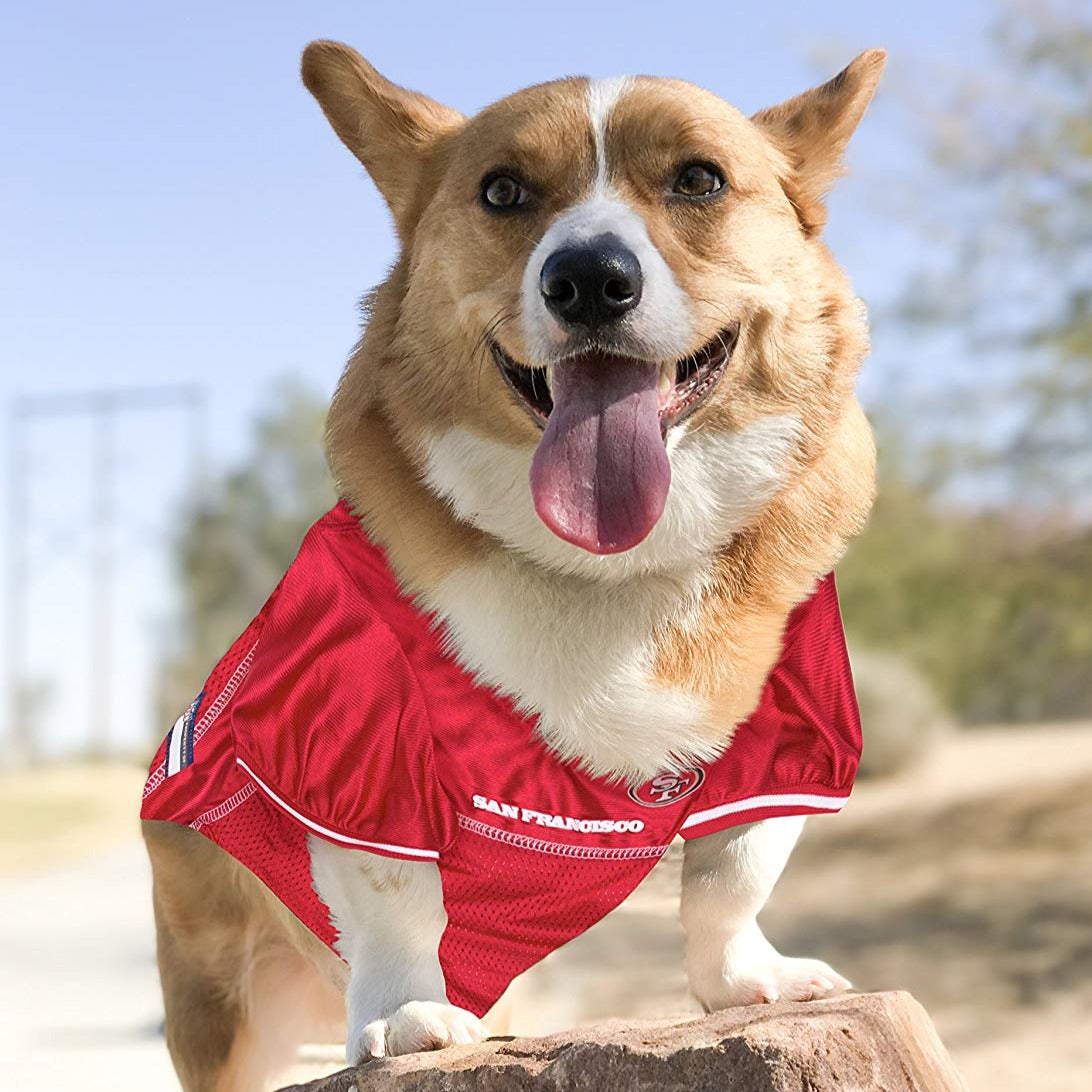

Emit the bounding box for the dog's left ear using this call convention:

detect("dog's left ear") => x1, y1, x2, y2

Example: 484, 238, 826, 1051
753, 49, 886, 236
301, 40, 464, 234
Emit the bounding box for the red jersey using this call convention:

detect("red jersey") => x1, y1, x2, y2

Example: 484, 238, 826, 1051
141, 502, 860, 1017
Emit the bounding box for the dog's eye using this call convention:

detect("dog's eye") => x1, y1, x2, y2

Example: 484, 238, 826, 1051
672, 162, 725, 198
481, 173, 529, 211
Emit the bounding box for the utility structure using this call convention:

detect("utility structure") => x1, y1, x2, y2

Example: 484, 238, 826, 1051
4, 386, 205, 763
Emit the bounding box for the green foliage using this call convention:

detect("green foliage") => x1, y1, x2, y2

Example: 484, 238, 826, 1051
839, 473, 1092, 723
158, 380, 336, 724
847, 1, 1092, 723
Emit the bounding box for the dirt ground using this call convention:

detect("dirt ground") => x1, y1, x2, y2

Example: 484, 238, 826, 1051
3, 724, 1091, 1090
504, 723, 1092, 1091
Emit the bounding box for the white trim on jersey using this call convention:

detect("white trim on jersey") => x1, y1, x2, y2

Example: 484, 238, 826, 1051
679, 791, 849, 831
235, 758, 440, 860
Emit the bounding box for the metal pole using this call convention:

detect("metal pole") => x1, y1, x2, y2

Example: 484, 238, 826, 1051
4, 385, 204, 762
89, 396, 115, 758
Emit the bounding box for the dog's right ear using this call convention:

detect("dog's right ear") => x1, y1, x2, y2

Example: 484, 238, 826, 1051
301, 41, 464, 231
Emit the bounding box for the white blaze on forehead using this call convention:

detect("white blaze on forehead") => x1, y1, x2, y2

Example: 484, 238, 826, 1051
519, 75, 694, 365
587, 76, 634, 191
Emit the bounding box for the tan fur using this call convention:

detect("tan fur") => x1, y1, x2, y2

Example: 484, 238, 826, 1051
150, 42, 884, 1088
650, 243, 876, 739
145, 820, 346, 1091
300, 42, 464, 237
655, 402, 875, 736
753, 50, 888, 236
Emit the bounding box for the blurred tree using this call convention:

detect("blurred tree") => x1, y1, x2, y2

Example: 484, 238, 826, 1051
838, 1, 1092, 723
839, 460, 1092, 722
157, 380, 336, 725
899, 0, 1091, 504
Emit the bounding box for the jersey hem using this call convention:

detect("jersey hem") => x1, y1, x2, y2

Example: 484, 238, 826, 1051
679, 787, 851, 839
236, 757, 441, 861
189, 782, 258, 831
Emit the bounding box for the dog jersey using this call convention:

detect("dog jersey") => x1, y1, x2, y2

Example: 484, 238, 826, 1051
141, 501, 861, 1017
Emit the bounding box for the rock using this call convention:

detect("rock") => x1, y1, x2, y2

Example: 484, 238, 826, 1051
276, 991, 968, 1091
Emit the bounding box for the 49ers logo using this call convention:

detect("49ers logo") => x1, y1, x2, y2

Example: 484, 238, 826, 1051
628, 768, 705, 808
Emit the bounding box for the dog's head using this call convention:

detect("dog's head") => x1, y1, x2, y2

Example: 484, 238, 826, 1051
304, 44, 883, 579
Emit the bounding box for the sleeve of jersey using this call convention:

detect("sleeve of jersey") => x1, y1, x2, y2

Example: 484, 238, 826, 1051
679, 574, 862, 840
227, 532, 455, 862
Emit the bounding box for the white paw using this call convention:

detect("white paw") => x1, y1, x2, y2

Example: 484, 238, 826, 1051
690, 926, 852, 1010
698, 952, 851, 1009
353, 1000, 489, 1060
708, 953, 852, 1008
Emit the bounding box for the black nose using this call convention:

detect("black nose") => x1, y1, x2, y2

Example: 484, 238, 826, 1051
540, 233, 643, 328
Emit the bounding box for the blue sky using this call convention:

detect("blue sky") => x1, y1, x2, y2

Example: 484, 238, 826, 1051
0, 0, 996, 755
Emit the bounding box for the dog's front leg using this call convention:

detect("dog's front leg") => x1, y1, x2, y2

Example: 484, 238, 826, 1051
680, 817, 851, 1009
309, 836, 487, 1061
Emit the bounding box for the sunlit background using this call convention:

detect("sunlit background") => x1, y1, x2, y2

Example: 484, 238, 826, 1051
1, 1, 1089, 1089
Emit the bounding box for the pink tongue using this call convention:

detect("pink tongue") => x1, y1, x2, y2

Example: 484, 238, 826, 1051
530, 356, 671, 555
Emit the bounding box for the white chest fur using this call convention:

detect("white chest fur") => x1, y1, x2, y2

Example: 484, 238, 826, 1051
418, 554, 716, 782
418, 414, 803, 780
423, 416, 802, 583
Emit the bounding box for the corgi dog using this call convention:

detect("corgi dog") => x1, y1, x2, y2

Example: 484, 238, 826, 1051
142, 41, 883, 1092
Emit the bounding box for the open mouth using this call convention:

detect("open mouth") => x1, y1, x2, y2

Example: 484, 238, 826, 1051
490, 326, 739, 556
491, 325, 739, 433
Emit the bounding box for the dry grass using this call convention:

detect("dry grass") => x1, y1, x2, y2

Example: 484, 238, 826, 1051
0, 762, 146, 875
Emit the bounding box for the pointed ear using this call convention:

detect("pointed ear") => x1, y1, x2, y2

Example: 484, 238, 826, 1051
752, 49, 886, 236
301, 40, 464, 229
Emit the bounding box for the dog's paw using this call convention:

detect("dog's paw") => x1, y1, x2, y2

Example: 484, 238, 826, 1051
697, 953, 852, 1010
352, 1001, 488, 1061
